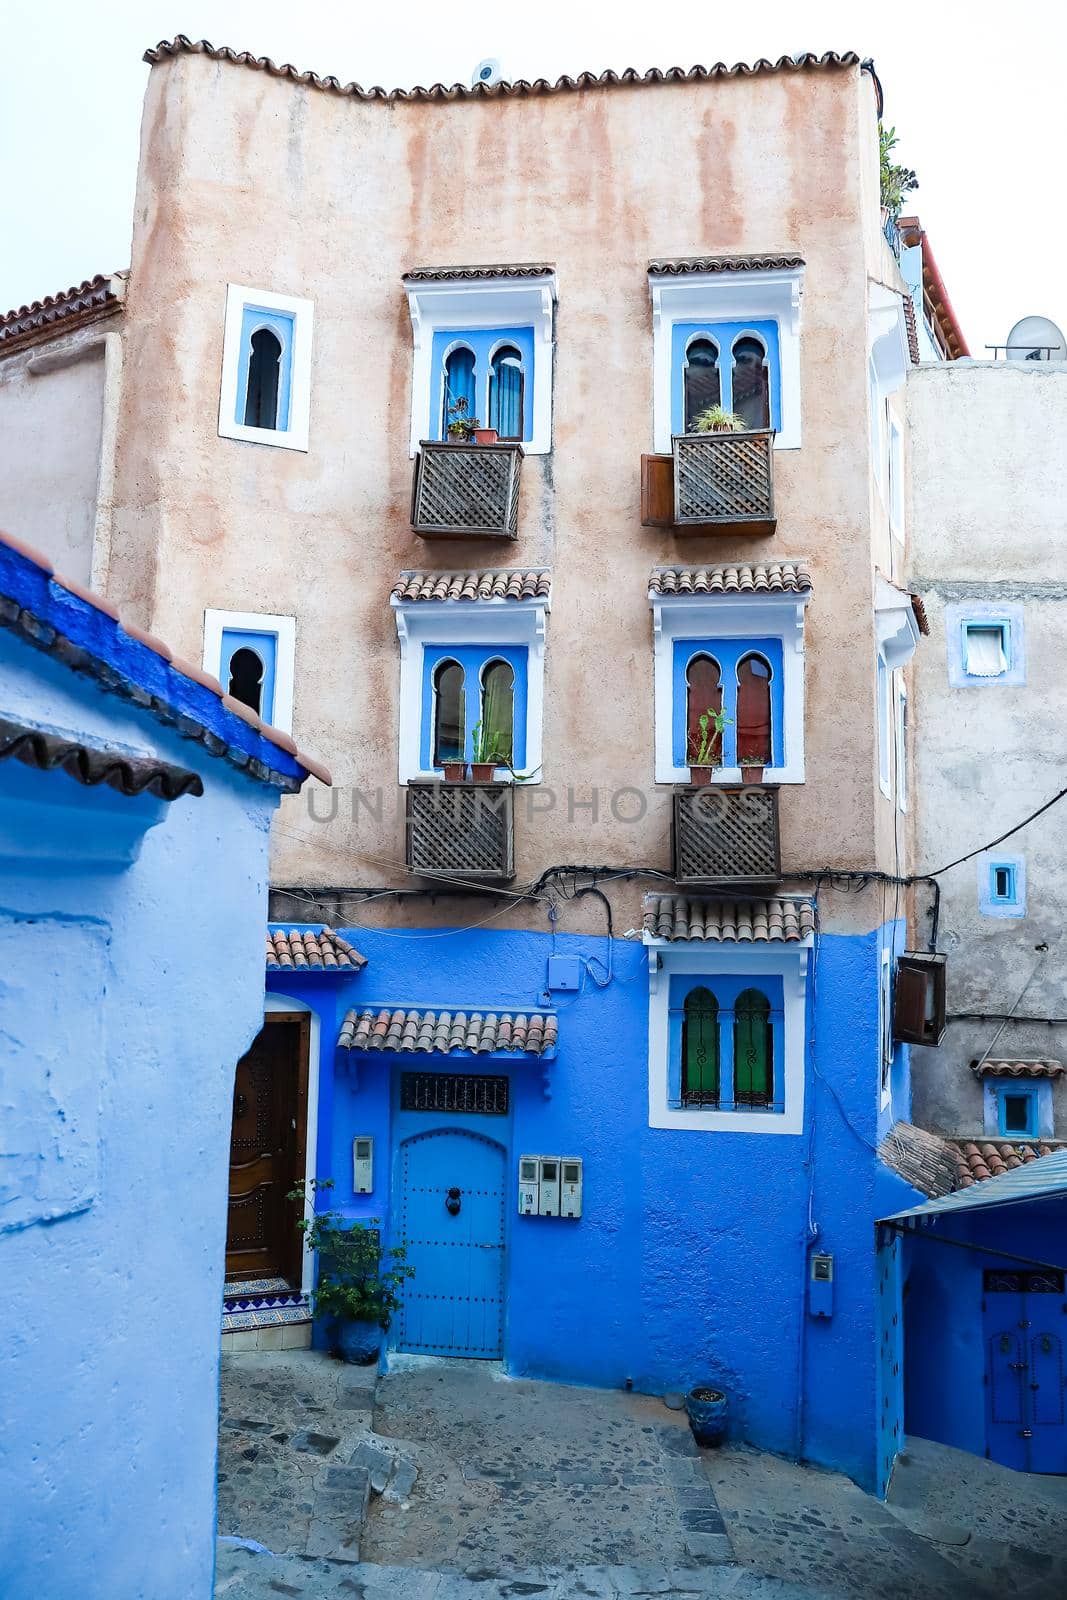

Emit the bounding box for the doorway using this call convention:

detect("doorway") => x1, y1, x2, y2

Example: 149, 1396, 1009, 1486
984, 1268, 1067, 1473
226, 1012, 310, 1287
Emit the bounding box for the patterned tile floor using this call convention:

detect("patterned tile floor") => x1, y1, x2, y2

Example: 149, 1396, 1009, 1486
222, 1276, 310, 1334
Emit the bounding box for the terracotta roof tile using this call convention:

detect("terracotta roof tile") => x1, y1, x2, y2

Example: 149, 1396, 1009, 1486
902, 295, 921, 365
643, 894, 815, 943
946, 1139, 1067, 1188
970, 1060, 1065, 1080
910, 593, 930, 636
393, 569, 551, 604
337, 1007, 558, 1056
878, 1122, 961, 1199
0, 716, 203, 802
267, 928, 367, 972
404, 264, 554, 282
0, 272, 126, 354
648, 253, 804, 276
649, 562, 812, 597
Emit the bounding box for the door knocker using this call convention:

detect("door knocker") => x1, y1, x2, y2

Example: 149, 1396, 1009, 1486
445, 1186, 462, 1216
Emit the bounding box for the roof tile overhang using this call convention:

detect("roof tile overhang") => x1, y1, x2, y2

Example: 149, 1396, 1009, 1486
898, 216, 970, 360
0, 272, 126, 357
881, 1146, 1067, 1226
337, 1007, 557, 1057
878, 1121, 961, 1199
404, 264, 554, 284
144, 39, 881, 113
267, 927, 367, 973
393, 569, 551, 604
948, 1138, 1067, 1187
0, 715, 203, 801
971, 1059, 1064, 1080
649, 562, 812, 597
648, 253, 805, 277
643, 894, 815, 944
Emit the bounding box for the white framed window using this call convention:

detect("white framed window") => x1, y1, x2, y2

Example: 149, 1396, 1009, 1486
879, 945, 894, 1109
945, 602, 1025, 688
868, 283, 909, 485
877, 653, 892, 798
649, 579, 810, 784
392, 585, 549, 784
218, 285, 314, 452
887, 414, 904, 538
894, 675, 908, 813
649, 262, 804, 452
203, 609, 296, 733
404, 271, 556, 455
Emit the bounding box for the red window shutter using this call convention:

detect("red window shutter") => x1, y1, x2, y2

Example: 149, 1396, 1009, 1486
736, 654, 772, 765
641, 454, 674, 527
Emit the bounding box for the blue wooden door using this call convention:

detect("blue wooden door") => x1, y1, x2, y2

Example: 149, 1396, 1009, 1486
396, 1128, 506, 1357
984, 1270, 1067, 1472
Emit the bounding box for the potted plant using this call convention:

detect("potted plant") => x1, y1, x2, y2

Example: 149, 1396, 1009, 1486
445, 396, 480, 443
690, 404, 746, 435
473, 426, 499, 445
470, 673, 511, 781
685, 1383, 730, 1448
739, 756, 765, 785
289, 1179, 413, 1365
441, 759, 467, 783
688, 708, 730, 786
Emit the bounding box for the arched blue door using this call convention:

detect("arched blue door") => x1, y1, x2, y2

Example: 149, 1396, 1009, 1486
984, 1269, 1067, 1472
397, 1128, 506, 1357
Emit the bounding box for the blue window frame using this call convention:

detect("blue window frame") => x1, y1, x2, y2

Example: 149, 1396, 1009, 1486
430, 327, 535, 442
672, 638, 784, 769
667, 973, 785, 1113
961, 619, 1010, 679
220, 627, 277, 723
979, 854, 1026, 919
420, 645, 528, 772
990, 863, 1017, 905
995, 1083, 1038, 1138
235, 305, 295, 432
671, 320, 781, 434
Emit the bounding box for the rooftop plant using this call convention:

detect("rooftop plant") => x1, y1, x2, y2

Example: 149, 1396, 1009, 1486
879, 124, 919, 218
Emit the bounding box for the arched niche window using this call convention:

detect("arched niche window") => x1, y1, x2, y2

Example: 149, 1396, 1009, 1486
683, 337, 721, 430
442, 345, 477, 434
731, 335, 770, 430
228, 647, 265, 716
432, 659, 465, 765
686, 654, 723, 765
734, 988, 773, 1107
736, 653, 773, 766
244, 328, 283, 429
488, 346, 525, 439
479, 658, 515, 765
682, 986, 720, 1105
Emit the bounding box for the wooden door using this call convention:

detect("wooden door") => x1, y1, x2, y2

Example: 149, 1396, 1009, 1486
225, 1013, 309, 1285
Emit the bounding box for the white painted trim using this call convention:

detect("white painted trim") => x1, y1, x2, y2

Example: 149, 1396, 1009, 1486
203, 608, 297, 735
894, 674, 908, 814
264, 994, 320, 1300
218, 283, 314, 452
648, 266, 804, 453
887, 413, 904, 541
874, 575, 920, 671
648, 589, 810, 785
404, 274, 556, 455
877, 653, 893, 801
879, 945, 893, 1111
392, 595, 550, 784
644, 942, 809, 1135
868, 282, 910, 398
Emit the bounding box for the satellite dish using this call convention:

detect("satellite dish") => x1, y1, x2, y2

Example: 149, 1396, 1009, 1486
1005, 315, 1067, 362
472, 57, 503, 88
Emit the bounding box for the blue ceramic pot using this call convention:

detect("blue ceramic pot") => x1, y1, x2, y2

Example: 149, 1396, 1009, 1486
685, 1384, 729, 1447
333, 1318, 381, 1365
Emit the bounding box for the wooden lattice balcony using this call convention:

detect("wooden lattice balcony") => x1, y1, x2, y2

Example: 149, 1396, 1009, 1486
671, 786, 781, 885
406, 782, 515, 882
641, 430, 776, 535
411, 440, 523, 540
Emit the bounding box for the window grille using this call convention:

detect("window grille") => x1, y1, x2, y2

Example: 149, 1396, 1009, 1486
400, 1072, 509, 1115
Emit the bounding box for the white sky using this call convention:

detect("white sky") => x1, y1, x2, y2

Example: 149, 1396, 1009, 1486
3, 0, 1066, 352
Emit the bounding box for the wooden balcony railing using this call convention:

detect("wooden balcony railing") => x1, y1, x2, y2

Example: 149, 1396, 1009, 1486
672, 785, 781, 885
406, 782, 515, 882
411, 440, 523, 540
641, 429, 776, 535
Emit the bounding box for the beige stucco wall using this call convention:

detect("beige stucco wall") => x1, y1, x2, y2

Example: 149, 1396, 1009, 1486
105, 54, 902, 937
907, 362, 1067, 1132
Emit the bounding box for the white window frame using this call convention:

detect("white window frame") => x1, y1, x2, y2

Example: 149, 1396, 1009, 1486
218, 284, 314, 452
203, 608, 297, 734
894, 674, 908, 813
879, 945, 894, 1110
877, 653, 892, 799
649, 264, 804, 452
404, 273, 556, 456
945, 602, 1026, 688
392, 592, 550, 784
868, 283, 909, 490
887, 412, 904, 540
649, 586, 810, 785
644, 937, 811, 1135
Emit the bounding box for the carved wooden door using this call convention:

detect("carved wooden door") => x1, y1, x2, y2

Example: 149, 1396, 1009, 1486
225, 1013, 309, 1285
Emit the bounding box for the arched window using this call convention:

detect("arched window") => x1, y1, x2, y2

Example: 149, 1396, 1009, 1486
736, 653, 773, 766
488, 346, 525, 439
442, 345, 477, 434
682, 986, 720, 1105
734, 989, 773, 1106
244, 328, 283, 429
479, 658, 515, 765
683, 337, 721, 430
228, 647, 265, 716
432, 659, 465, 765
685, 654, 723, 765
731, 335, 770, 430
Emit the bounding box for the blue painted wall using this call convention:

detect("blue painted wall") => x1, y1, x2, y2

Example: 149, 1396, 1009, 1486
271, 916, 908, 1492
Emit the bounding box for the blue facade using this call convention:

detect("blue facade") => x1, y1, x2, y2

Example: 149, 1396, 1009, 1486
270, 915, 909, 1492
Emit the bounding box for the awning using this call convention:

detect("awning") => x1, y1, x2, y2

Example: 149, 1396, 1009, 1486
880, 1148, 1067, 1227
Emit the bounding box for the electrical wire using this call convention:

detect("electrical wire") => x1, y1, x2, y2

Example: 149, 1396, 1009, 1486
922, 784, 1067, 879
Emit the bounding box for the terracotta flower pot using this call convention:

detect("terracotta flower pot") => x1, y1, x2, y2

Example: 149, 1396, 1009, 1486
740, 765, 765, 785
441, 761, 467, 782
470, 763, 496, 782
473, 428, 499, 445
689, 766, 714, 787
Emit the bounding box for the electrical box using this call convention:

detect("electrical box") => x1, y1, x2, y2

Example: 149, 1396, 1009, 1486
547, 954, 582, 992
352, 1136, 374, 1195
538, 1157, 561, 1217
518, 1155, 540, 1215
560, 1157, 583, 1218
809, 1253, 834, 1318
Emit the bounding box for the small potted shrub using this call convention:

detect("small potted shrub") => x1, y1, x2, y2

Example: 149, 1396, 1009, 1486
685, 1383, 730, 1448
690, 404, 746, 435
688, 708, 730, 786
441, 759, 467, 783
290, 1180, 413, 1365
739, 756, 766, 785
470, 679, 510, 781
445, 397, 480, 443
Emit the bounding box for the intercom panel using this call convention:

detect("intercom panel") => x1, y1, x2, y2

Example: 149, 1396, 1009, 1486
352, 1136, 374, 1195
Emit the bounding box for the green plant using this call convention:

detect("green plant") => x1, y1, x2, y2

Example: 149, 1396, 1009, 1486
289, 1179, 413, 1328
691, 404, 745, 434
739, 754, 765, 767
471, 668, 513, 766
879, 124, 918, 218
445, 395, 480, 439
689, 707, 731, 766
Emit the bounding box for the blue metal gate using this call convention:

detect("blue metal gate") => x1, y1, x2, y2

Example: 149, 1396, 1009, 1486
984, 1269, 1067, 1473
396, 1127, 506, 1357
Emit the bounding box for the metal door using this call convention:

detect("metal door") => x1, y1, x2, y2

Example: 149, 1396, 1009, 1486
983, 1270, 1067, 1473
396, 1127, 506, 1357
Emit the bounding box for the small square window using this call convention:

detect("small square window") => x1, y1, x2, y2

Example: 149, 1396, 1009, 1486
1002, 1093, 1033, 1135
991, 864, 1016, 903
978, 853, 1026, 918
962, 622, 1009, 678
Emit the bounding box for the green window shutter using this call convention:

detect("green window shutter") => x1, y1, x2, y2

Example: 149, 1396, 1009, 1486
734, 989, 772, 1106
682, 986, 720, 1105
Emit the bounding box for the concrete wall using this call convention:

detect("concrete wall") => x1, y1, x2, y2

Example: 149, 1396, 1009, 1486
907, 363, 1067, 1135
0, 626, 279, 1600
